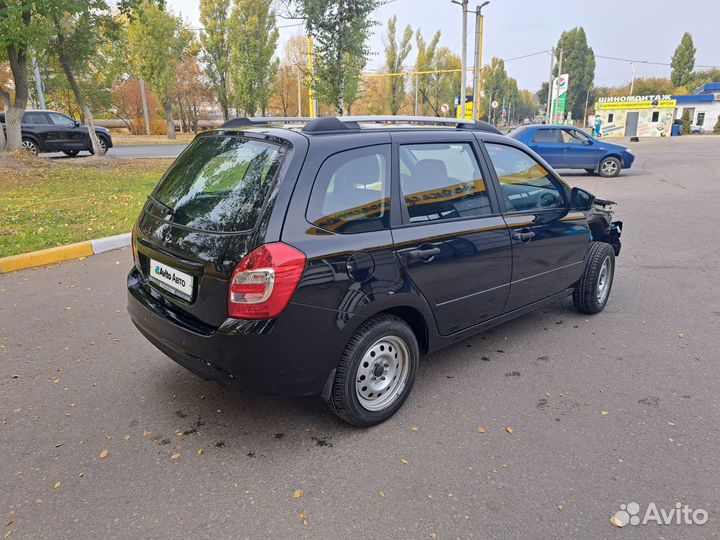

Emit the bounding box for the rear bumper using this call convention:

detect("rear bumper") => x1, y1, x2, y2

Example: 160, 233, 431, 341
127, 268, 354, 396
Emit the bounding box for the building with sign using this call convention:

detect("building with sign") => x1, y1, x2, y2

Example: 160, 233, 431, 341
673, 83, 720, 134
593, 94, 676, 137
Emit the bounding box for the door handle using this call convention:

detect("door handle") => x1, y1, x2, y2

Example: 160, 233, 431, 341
511, 228, 535, 242
406, 246, 441, 262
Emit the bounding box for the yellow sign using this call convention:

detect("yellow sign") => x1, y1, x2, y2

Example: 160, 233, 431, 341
595, 99, 676, 111
456, 101, 473, 120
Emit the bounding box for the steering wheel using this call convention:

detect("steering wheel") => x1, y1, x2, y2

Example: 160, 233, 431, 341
539, 192, 558, 208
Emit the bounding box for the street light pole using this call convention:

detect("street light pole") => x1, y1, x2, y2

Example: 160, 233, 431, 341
471, 1, 490, 121
630, 62, 636, 94
546, 48, 554, 123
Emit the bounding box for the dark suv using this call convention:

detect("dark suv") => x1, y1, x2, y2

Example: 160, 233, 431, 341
127, 116, 622, 426
0, 110, 113, 156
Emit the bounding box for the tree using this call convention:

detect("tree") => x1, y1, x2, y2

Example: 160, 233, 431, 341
293, 0, 380, 114
174, 55, 210, 132
554, 27, 595, 121
383, 15, 412, 115
671, 32, 695, 88
112, 79, 159, 133
269, 35, 308, 116
228, 0, 279, 116
714, 115, 720, 135
50, 0, 111, 155
427, 47, 460, 116
0, 59, 11, 150
413, 29, 440, 115
199, 0, 231, 121
127, 1, 191, 138
0, 0, 52, 152
681, 107, 691, 134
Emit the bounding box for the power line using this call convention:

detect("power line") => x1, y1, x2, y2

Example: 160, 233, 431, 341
596, 54, 719, 69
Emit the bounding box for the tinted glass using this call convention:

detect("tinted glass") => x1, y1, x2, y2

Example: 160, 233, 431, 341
153, 135, 283, 232
399, 143, 491, 223
47, 112, 74, 126
531, 129, 560, 143
561, 129, 588, 144
306, 145, 390, 233
485, 143, 565, 212
23, 112, 48, 125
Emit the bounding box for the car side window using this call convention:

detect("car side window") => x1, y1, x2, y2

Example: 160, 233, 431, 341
306, 145, 390, 234
561, 129, 587, 144
47, 113, 74, 126
399, 142, 491, 223
23, 112, 48, 125
531, 129, 560, 144
485, 143, 565, 213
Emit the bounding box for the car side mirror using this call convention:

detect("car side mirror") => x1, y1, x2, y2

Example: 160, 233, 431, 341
73, 121, 81, 127
570, 187, 595, 211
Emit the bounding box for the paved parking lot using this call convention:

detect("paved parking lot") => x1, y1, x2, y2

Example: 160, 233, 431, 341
2, 136, 719, 539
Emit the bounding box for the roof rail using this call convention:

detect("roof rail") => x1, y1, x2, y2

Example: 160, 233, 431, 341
221, 117, 314, 128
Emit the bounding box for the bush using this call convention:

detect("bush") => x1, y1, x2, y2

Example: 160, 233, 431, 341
714, 115, 720, 135
681, 109, 691, 134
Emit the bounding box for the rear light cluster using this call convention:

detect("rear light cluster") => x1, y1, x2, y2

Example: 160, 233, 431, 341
228, 242, 307, 320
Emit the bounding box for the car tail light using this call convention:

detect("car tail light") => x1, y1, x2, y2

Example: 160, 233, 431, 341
228, 243, 306, 319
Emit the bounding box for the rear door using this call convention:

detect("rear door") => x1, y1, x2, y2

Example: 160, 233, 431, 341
482, 141, 589, 312
133, 131, 306, 327
527, 127, 565, 168
22, 112, 54, 149
390, 131, 512, 335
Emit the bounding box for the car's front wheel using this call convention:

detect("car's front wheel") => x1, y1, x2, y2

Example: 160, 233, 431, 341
598, 156, 621, 178
89, 136, 108, 155
327, 314, 419, 427
21, 138, 39, 156
573, 242, 615, 314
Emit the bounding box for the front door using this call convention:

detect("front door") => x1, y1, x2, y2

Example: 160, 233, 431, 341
527, 127, 565, 168
624, 112, 640, 137
391, 132, 512, 335
483, 141, 590, 312
560, 128, 603, 168
46, 112, 85, 149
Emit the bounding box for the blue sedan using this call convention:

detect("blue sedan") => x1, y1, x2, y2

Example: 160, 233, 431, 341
509, 124, 635, 178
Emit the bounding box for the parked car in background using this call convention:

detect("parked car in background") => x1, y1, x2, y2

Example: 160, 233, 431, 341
509, 124, 634, 177
127, 115, 622, 427
0, 110, 113, 156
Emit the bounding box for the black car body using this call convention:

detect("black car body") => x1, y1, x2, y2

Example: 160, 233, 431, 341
127, 116, 622, 426
0, 110, 113, 156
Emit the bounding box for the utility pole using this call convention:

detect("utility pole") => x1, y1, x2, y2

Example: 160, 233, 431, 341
471, 2, 490, 120
452, 0, 469, 118
584, 87, 591, 127
32, 56, 46, 110
139, 79, 151, 136
297, 67, 302, 117
414, 73, 419, 115
545, 47, 554, 123
552, 48, 563, 123
307, 36, 318, 118
630, 62, 636, 94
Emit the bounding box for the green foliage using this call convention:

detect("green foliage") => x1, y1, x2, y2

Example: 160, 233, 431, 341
413, 28, 440, 115
228, 0, 279, 116
199, 0, 231, 120
714, 115, 720, 135
554, 27, 595, 120
671, 32, 695, 88
426, 47, 460, 115
681, 108, 691, 134
384, 15, 412, 115
298, 0, 380, 114
127, 1, 192, 107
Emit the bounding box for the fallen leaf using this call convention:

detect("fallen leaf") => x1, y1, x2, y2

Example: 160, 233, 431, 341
430, 533, 437, 540
378, 491, 385, 497
558, 505, 564, 511
299, 512, 308, 526
411, 426, 419, 432
170, 453, 181, 461
143, 431, 151, 437
400, 458, 409, 465
123, 435, 130, 441
5, 518, 15, 527
292, 489, 304, 499
78, 472, 85, 478
601, 411, 609, 416
677, 331, 684, 338
11, 375, 19, 379
476, 427, 486, 434
197, 448, 205, 456
104, 435, 112, 441
52, 378, 60, 384
4, 530, 11, 539
64, 307, 72, 311
53, 481, 61, 490
506, 427, 514, 434
54, 443, 64, 448
99, 449, 109, 459
667, 421, 675, 426
610, 514, 625, 527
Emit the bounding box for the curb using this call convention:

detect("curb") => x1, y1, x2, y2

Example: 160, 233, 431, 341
0, 233, 131, 274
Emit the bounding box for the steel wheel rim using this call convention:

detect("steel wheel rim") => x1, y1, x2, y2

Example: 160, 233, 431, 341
21, 140, 37, 154
355, 335, 410, 412
601, 160, 617, 176
597, 256, 612, 303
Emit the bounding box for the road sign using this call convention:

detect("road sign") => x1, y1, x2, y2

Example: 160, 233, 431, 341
441, 103, 450, 114
491, 100, 499, 109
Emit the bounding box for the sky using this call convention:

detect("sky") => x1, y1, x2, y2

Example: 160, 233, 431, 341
166, 0, 719, 92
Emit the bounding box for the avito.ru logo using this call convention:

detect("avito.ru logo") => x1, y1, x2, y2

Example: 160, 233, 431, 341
612, 501, 708, 527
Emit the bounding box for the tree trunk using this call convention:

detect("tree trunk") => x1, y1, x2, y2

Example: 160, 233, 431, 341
5, 44, 30, 152
165, 100, 176, 139
0, 88, 9, 151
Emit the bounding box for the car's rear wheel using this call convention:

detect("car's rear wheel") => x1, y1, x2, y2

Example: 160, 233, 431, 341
21, 138, 39, 156
63, 150, 80, 157
573, 241, 615, 314
598, 157, 621, 178
327, 314, 418, 427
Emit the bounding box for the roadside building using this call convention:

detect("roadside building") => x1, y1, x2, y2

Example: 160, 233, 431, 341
673, 83, 720, 134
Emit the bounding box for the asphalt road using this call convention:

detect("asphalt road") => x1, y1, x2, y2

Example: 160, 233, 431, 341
2, 137, 719, 539
44, 144, 188, 160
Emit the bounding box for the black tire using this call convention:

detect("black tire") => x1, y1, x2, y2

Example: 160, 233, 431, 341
327, 314, 419, 427
598, 156, 621, 178
585, 168, 596, 175
63, 150, 80, 157
573, 242, 615, 314
89, 136, 108, 155
21, 138, 39, 156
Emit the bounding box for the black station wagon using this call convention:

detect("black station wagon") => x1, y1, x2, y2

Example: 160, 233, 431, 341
127, 116, 622, 426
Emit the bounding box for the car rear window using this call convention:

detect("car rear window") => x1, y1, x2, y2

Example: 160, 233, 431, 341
152, 135, 283, 232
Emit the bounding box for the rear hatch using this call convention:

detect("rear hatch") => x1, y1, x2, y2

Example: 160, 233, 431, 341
133, 131, 293, 328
